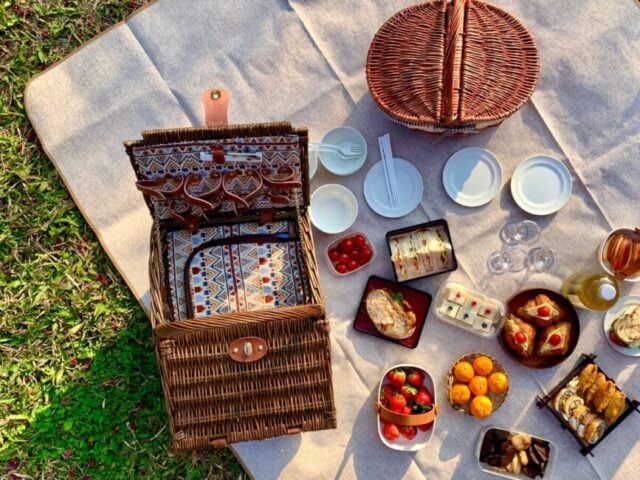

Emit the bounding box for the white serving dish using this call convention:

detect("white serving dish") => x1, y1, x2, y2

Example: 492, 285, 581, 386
310, 184, 358, 234
476, 426, 556, 480
318, 126, 367, 176
376, 364, 437, 451
324, 231, 375, 277
434, 281, 507, 338
510, 155, 572, 215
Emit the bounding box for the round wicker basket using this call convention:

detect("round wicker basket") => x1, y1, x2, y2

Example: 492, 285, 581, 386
446, 352, 509, 417
366, 0, 540, 134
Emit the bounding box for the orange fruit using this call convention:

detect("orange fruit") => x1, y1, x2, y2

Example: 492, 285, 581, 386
488, 372, 509, 394
472, 356, 494, 376
470, 395, 493, 419
469, 375, 488, 396
450, 383, 471, 405
454, 361, 475, 383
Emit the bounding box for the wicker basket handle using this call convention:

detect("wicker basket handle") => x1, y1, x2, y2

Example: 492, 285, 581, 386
442, 0, 466, 124
154, 304, 325, 339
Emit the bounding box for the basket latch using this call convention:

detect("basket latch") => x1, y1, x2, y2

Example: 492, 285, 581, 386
228, 336, 268, 362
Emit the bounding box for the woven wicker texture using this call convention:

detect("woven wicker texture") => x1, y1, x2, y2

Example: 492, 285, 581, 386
366, 0, 540, 133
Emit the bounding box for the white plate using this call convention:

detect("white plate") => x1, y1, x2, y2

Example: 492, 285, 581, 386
318, 126, 367, 176
511, 155, 572, 215
443, 147, 502, 207
363, 158, 423, 218
603, 295, 640, 356
310, 184, 358, 234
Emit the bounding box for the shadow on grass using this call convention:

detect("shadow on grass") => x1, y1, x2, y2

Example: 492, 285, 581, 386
1, 310, 244, 480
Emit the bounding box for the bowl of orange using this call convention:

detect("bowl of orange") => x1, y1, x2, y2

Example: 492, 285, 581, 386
446, 353, 509, 419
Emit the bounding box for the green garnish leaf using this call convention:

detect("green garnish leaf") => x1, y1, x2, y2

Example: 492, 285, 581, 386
392, 292, 404, 305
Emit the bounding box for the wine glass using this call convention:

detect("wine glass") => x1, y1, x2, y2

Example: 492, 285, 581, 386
487, 247, 528, 274
516, 247, 556, 288
500, 220, 541, 246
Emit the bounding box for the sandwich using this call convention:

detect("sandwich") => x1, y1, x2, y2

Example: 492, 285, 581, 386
366, 288, 417, 339
517, 294, 564, 327
609, 304, 640, 349
536, 321, 572, 357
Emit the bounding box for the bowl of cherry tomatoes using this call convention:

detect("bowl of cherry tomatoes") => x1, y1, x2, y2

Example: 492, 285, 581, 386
326, 232, 375, 276
376, 364, 438, 451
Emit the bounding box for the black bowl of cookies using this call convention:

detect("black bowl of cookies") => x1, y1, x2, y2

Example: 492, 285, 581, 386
498, 288, 580, 368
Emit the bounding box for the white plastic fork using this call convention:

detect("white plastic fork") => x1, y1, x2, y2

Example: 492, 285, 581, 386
309, 141, 365, 158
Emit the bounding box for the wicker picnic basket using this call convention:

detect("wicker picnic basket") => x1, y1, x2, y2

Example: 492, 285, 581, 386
366, 0, 540, 134
124, 92, 336, 450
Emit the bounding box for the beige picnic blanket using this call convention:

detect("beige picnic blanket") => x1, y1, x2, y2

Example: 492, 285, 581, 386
25, 0, 640, 478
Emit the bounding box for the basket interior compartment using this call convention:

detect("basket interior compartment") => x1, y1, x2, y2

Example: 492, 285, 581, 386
165, 219, 311, 321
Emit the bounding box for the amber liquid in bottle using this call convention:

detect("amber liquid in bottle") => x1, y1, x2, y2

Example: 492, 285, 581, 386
562, 272, 620, 311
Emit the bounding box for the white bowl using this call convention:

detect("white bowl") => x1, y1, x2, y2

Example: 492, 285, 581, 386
310, 184, 358, 234
318, 126, 367, 176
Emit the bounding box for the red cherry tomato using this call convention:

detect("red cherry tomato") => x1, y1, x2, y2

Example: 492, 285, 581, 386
514, 331, 526, 345
549, 334, 562, 346
328, 248, 339, 262
338, 253, 349, 264
537, 306, 551, 317
335, 263, 348, 274
353, 235, 366, 247
347, 260, 358, 271
349, 250, 360, 261
358, 249, 373, 265
338, 239, 353, 253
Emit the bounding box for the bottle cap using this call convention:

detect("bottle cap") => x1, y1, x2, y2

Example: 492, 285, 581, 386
599, 284, 617, 301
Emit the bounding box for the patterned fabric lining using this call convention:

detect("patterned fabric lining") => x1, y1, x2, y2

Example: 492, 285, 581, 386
165, 220, 310, 320
131, 136, 303, 220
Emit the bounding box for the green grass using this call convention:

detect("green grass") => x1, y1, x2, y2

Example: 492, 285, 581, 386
0, 1, 244, 478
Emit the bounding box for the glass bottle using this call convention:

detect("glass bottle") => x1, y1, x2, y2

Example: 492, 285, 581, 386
561, 272, 619, 311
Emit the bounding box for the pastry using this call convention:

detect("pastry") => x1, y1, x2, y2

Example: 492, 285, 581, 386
584, 373, 607, 405
366, 288, 417, 339
609, 304, 640, 349
536, 321, 572, 357
478, 301, 500, 324
577, 364, 598, 394
517, 294, 564, 327
473, 317, 493, 334
456, 308, 476, 326
582, 415, 606, 444
463, 295, 483, 314
592, 380, 616, 413
503, 314, 536, 357
444, 285, 467, 305
438, 300, 461, 319
603, 390, 626, 425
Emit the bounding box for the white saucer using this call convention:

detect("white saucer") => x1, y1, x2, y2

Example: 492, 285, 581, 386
310, 184, 358, 234
511, 155, 572, 215
318, 126, 367, 176
603, 295, 640, 357
363, 158, 423, 218
442, 147, 502, 207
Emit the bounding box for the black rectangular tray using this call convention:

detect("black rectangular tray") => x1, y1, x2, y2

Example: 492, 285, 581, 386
536, 353, 640, 456
385, 218, 458, 283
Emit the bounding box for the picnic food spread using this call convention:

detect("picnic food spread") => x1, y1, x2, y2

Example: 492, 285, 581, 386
115, 0, 640, 475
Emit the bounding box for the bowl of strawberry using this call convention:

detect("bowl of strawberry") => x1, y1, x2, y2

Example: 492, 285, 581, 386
326, 232, 375, 276
376, 364, 438, 451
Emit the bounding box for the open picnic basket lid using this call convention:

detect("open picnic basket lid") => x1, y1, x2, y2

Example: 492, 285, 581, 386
124, 90, 310, 232
366, 0, 540, 134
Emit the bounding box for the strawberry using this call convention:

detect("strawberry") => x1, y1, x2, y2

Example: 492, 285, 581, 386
387, 369, 406, 388
383, 422, 400, 440
417, 422, 433, 432
389, 394, 407, 412
380, 384, 395, 402
400, 384, 417, 401
402, 406, 413, 415
407, 369, 424, 387
417, 387, 432, 405
400, 425, 417, 440
415, 391, 431, 407
537, 305, 552, 317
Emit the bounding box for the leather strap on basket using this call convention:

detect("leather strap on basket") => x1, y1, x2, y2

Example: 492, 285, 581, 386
376, 402, 438, 426
442, 0, 465, 124
202, 89, 230, 126
260, 166, 302, 204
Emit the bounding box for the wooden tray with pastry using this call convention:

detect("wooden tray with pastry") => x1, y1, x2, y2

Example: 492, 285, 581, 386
536, 353, 640, 456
